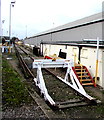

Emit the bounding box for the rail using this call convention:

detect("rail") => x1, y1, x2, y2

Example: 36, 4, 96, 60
14, 44, 101, 109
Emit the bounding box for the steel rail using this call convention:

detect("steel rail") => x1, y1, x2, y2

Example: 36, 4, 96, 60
15, 45, 35, 78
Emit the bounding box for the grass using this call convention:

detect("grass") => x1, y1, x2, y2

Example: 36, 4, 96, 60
2, 56, 32, 108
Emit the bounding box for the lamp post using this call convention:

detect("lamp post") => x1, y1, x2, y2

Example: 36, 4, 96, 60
9, 1, 16, 40
51, 22, 54, 41
26, 25, 27, 38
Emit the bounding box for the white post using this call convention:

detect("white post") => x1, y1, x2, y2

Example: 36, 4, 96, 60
9, 3, 12, 39
95, 37, 99, 84
9, 1, 16, 39
96, 37, 99, 60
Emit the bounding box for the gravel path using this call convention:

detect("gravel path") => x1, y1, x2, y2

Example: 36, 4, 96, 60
2, 103, 47, 119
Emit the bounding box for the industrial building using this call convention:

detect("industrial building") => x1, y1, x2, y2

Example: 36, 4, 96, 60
24, 12, 104, 88
24, 12, 103, 46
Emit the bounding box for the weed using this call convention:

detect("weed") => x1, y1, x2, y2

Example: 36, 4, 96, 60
2, 57, 32, 108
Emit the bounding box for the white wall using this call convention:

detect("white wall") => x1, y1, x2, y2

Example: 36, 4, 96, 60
43, 44, 65, 57
80, 47, 103, 87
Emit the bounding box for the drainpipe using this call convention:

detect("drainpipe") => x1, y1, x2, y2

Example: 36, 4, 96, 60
95, 37, 99, 84
78, 46, 82, 64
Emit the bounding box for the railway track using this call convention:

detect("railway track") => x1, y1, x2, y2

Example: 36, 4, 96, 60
14, 45, 59, 119
14, 44, 102, 118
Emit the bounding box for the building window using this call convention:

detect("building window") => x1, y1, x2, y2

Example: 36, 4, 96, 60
81, 49, 88, 59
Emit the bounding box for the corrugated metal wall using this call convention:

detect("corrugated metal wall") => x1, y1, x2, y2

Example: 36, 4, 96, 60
24, 13, 103, 46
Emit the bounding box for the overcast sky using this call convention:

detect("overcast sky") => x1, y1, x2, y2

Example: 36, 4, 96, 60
1, 0, 103, 39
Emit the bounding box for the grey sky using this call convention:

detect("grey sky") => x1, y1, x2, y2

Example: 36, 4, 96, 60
1, 0, 103, 39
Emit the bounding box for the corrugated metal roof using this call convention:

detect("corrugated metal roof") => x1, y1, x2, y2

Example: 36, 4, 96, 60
41, 39, 104, 48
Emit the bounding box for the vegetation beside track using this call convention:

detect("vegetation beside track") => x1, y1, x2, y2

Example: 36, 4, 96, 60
2, 55, 32, 108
